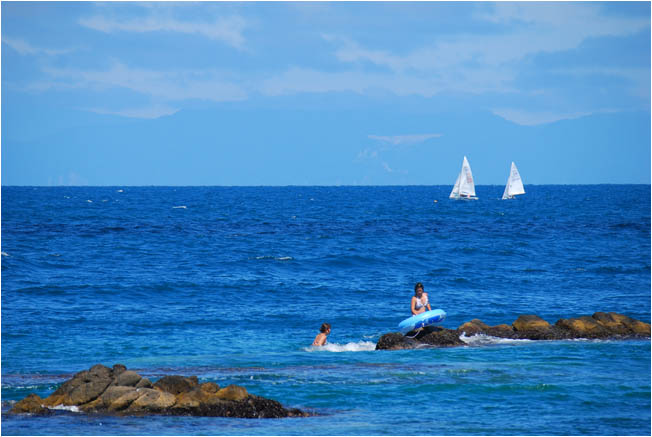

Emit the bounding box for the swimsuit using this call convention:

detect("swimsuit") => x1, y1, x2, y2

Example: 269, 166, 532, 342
415, 296, 428, 310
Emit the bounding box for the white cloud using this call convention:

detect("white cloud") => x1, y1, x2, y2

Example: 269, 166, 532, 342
492, 108, 592, 126
2, 37, 73, 56
42, 63, 248, 103
368, 133, 442, 146
87, 104, 179, 119
79, 14, 248, 49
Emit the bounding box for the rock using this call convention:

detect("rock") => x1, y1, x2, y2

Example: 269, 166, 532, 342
375, 332, 421, 350
216, 385, 248, 402
112, 364, 127, 376
101, 386, 138, 406
153, 375, 198, 395
107, 391, 141, 412
43, 364, 113, 407
512, 315, 560, 340
555, 316, 612, 339
127, 388, 177, 413
457, 319, 490, 336
114, 370, 142, 387
513, 315, 551, 332
135, 377, 153, 389
595, 312, 651, 336
11, 364, 306, 419
416, 328, 465, 347
200, 382, 220, 393
376, 312, 649, 350
9, 394, 50, 415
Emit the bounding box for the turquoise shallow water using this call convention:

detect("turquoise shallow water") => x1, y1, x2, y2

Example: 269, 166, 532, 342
1, 185, 650, 435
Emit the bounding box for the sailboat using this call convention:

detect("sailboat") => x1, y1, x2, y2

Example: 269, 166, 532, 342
449, 156, 478, 200
502, 162, 525, 199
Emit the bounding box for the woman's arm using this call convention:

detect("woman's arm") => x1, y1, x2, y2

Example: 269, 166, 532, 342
424, 293, 432, 311
410, 296, 418, 315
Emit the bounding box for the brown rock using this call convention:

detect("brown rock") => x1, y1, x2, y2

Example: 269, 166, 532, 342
604, 312, 651, 336
216, 385, 248, 402
101, 386, 138, 406
43, 364, 113, 407
153, 375, 198, 395
200, 382, 220, 394
457, 319, 490, 335
9, 394, 50, 415
417, 328, 466, 347
112, 364, 127, 376
135, 377, 153, 389
513, 315, 551, 332
555, 316, 612, 338
127, 388, 177, 413
375, 332, 421, 350
114, 370, 142, 387
107, 390, 141, 412
78, 397, 104, 412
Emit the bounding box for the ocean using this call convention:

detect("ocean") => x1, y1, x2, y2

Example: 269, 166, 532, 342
1, 185, 650, 436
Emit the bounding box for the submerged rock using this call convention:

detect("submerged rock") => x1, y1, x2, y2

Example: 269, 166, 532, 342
376, 312, 650, 350
10, 364, 308, 418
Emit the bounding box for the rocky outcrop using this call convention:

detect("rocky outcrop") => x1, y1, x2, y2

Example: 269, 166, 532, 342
376, 312, 650, 350
10, 364, 308, 418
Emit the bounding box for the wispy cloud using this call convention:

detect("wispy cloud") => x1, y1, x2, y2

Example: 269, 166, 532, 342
41, 62, 248, 103
79, 14, 248, 49
87, 104, 179, 119
368, 133, 442, 146
492, 108, 592, 126
2, 37, 74, 56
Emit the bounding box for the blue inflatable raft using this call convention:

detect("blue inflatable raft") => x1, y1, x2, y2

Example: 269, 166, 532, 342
398, 309, 446, 334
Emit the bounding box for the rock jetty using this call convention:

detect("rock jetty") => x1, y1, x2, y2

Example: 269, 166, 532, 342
10, 364, 308, 418
376, 311, 651, 350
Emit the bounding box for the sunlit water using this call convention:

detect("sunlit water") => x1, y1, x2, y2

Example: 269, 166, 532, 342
2, 185, 650, 435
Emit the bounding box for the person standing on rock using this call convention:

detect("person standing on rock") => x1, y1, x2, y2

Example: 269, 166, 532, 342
411, 282, 431, 315
312, 323, 331, 346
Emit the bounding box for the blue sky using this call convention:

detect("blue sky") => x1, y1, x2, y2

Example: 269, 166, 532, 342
2, 1, 650, 185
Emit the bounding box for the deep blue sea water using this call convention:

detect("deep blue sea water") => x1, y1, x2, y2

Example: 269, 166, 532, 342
1, 185, 650, 436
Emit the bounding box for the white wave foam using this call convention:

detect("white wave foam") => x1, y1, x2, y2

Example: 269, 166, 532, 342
255, 255, 294, 261
172, 205, 187, 209
460, 333, 533, 346
1, 251, 9, 257
48, 404, 80, 413
304, 341, 376, 352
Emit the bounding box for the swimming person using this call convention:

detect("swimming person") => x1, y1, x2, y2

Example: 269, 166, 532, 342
312, 323, 331, 346
410, 282, 431, 315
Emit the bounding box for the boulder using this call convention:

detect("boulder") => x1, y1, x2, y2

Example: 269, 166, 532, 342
101, 386, 138, 406
9, 394, 50, 415
375, 332, 421, 350
107, 391, 141, 412
153, 375, 198, 395
216, 385, 248, 402
114, 370, 142, 387
416, 328, 466, 347
595, 312, 651, 336
10, 364, 305, 418
127, 388, 177, 413
457, 319, 490, 336
136, 377, 153, 389
555, 316, 613, 339
43, 364, 113, 407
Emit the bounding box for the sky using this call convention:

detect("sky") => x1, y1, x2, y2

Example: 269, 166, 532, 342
1, 1, 650, 186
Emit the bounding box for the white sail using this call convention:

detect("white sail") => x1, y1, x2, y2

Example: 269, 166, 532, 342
449, 171, 461, 198
450, 156, 477, 199
502, 162, 525, 199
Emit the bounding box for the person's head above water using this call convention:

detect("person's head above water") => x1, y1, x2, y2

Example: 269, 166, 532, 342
320, 323, 331, 333
414, 282, 424, 296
